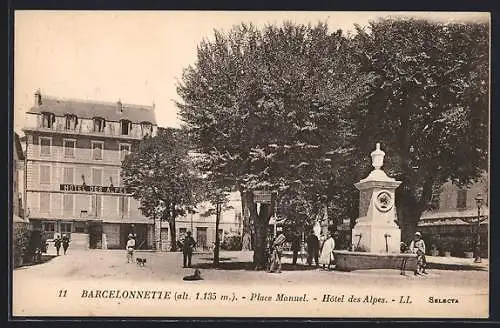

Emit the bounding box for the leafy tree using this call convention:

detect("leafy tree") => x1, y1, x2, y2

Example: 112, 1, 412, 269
351, 18, 489, 241
177, 22, 372, 267
121, 128, 200, 251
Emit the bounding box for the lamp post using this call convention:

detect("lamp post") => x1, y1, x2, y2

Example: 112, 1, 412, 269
474, 193, 483, 263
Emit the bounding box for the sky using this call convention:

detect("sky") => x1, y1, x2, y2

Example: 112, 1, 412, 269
13, 11, 489, 134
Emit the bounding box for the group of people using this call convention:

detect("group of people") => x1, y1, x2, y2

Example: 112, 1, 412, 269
267, 228, 338, 273
123, 225, 428, 276
53, 234, 70, 256
125, 228, 197, 267
267, 229, 428, 275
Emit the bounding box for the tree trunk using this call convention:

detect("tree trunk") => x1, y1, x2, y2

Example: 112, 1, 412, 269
396, 190, 426, 244
169, 218, 177, 252
240, 189, 252, 250
252, 200, 272, 269
153, 214, 161, 251
213, 203, 221, 266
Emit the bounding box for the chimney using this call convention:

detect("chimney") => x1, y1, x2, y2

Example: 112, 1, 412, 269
117, 100, 124, 113
34, 89, 42, 106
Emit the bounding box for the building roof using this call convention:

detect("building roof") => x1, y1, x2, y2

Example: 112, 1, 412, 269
14, 132, 25, 161
419, 207, 489, 227
28, 95, 157, 124
420, 207, 489, 220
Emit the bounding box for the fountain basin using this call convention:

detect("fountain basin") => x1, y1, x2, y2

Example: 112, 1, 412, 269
333, 250, 418, 272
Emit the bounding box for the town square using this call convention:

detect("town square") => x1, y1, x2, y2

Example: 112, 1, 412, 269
11, 11, 490, 318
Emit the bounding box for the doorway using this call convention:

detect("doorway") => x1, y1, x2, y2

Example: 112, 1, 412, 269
88, 221, 103, 249
196, 227, 208, 251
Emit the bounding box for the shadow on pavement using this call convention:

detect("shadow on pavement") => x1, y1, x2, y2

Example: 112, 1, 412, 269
427, 262, 487, 271
15, 254, 57, 269
193, 261, 319, 271
198, 257, 235, 262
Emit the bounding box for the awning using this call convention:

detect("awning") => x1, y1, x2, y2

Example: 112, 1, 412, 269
13, 215, 28, 223
418, 216, 489, 227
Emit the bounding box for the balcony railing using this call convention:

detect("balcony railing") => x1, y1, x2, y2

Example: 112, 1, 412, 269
24, 119, 154, 140
26, 144, 125, 165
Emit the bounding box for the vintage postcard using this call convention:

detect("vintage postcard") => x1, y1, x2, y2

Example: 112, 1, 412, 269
11, 11, 490, 318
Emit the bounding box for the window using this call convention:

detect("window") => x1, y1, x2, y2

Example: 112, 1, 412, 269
61, 223, 72, 234
63, 194, 74, 216
65, 114, 77, 130
91, 141, 103, 160
119, 196, 129, 216
93, 117, 106, 133
63, 167, 74, 184
92, 168, 103, 186
121, 120, 131, 135
40, 137, 51, 156
141, 122, 153, 136
120, 144, 131, 161
42, 222, 55, 232
74, 223, 86, 233
457, 189, 467, 209
63, 139, 76, 158
41, 112, 54, 128
40, 193, 51, 213
40, 165, 51, 185
91, 195, 102, 217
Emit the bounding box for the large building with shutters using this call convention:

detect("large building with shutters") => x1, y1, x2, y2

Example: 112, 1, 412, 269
418, 172, 489, 258
22, 90, 158, 250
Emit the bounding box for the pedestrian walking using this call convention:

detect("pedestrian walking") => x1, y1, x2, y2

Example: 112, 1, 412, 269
61, 234, 70, 255
291, 233, 301, 265
265, 233, 274, 272
54, 235, 62, 256
126, 233, 135, 263
306, 231, 320, 267
182, 231, 196, 268
269, 228, 286, 273
319, 231, 335, 270
409, 231, 427, 275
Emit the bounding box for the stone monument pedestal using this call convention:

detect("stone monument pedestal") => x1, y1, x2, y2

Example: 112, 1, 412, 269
333, 143, 417, 272
351, 143, 401, 254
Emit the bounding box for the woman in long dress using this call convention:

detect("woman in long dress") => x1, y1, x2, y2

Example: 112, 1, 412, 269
319, 232, 335, 270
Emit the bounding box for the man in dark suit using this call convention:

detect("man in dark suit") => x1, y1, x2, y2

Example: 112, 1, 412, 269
291, 233, 301, 265
306, 231, 320, 267
182, 231, 196, 268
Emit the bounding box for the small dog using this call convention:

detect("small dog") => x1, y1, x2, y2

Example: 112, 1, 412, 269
183, 269, 203, 281
136, 258, 147, 266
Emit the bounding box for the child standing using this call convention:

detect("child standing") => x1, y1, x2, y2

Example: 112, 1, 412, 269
409, 231, 427, 275
126, 234, 136, 263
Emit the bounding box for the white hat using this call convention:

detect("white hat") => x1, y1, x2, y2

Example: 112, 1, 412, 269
415, 232, 422, 236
